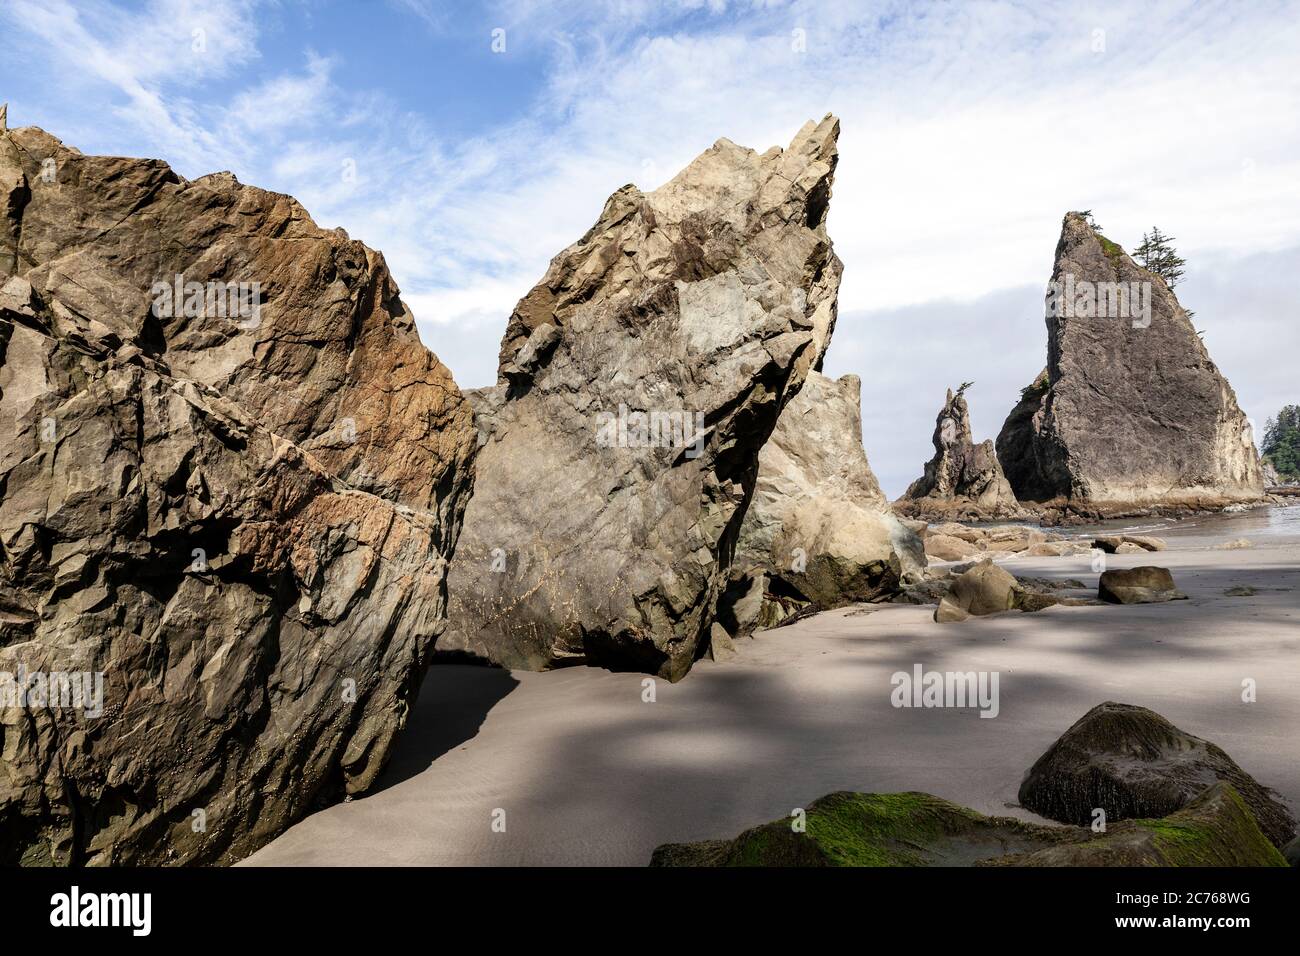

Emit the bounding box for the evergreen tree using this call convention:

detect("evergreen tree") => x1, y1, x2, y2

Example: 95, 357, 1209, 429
1133, 226, 1186, 287
1262, 405, 1300, 479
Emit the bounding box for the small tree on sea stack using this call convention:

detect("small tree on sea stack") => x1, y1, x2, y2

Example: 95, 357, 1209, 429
1133, 226, 1186, 288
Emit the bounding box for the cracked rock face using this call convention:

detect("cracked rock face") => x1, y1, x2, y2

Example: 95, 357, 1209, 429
0, 125, 475, 864
996, 213, 1263, 516
727, 370, 924, 630
896, 387, 1023, 520
442, 117, 842, 679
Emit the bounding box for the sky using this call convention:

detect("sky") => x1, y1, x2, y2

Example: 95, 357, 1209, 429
3, 0, 1298, 496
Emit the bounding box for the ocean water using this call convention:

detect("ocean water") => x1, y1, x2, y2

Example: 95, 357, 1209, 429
1063, 503, 1300, 549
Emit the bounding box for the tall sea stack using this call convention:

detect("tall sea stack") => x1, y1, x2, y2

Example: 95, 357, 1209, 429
996, 212, 1263, 517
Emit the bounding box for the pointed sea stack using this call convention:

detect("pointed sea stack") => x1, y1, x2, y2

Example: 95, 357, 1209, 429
996, 213, 1263, 520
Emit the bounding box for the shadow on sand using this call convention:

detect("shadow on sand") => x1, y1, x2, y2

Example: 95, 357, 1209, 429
371, 663, 520, 793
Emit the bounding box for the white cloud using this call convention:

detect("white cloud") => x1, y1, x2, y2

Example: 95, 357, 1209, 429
4, 0, 1298, 497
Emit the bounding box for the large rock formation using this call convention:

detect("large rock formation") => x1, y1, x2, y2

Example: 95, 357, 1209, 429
896, 385, 1024, 520
441, 117, 842, 679
1019, 702, 1295, 849
722, 370, 924, 634
996, 213, 1263, 518
0, 123, 475, 864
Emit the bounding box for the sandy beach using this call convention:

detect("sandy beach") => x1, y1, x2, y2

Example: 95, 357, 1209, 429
245, 505, 1300, 866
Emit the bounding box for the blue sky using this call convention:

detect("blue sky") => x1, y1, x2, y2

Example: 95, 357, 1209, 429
3, 0, 1299, 495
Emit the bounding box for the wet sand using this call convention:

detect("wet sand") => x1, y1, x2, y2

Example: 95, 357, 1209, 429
244, 506, 1300, 866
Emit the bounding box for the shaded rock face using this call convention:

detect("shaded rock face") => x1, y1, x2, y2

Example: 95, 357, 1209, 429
0, 125, 475, 864
897, 387, 1022, 520
723, 370, 924, 633
1018, 702, 1296, 849
996, 213, 1263, 516
442, 117, 843, 680
649, 784, 1285, 867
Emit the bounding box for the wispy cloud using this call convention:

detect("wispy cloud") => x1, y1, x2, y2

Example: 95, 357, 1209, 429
3, 0, 1298, 494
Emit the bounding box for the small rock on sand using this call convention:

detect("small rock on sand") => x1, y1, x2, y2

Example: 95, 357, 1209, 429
1098, 566, 1188, 604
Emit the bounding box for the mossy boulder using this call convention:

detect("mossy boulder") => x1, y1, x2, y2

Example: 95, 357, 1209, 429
1018, 702, 1296, 848
650, 784, 1286, 867
650, 791, 1082, 867
1000, 783, 1287, 866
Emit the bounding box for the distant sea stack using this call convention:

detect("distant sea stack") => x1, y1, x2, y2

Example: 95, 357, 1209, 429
996, 212, 1263, 519
441, 116, 843, 680
896, 385, 1025, 520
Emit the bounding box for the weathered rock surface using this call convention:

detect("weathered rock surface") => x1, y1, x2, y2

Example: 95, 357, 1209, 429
442, 117, 843, 679
1018, 702, 1296, 848
896, 386, 1024, 520
721, 370, 924, 635
932, 558, 1076, 622
919, 521, 1088, 563
649, 783, 1285, 867
1262, 459, 1281, 487
0, 124, 475, 865
1097, 566, 1187, 604
996, 213, 1264, 519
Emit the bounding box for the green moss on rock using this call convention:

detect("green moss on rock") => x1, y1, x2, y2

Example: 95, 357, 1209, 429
651, 783, 1287, 867
1096, 233, 1124, 262
651, 791, 1078, 867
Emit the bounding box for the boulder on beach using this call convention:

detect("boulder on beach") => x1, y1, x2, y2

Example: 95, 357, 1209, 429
723, 370, 925, 634
919, 521, 1084, 562
649, 791, 1080, 867
896, 385, 1025, 520
442, 117, 844, 679
0, 124, 476, 864
1018, 702, 1296, 848
1097, 566, 1187, 604
924, 532, 982, 562
1000, 782, 1286, 867
649, 783, 1286, 867
1092, 534, 1165, 553
933, 558, 1066, 622
996, 212, 1264, 519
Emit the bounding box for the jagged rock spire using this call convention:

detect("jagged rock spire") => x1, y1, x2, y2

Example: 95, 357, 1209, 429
896, 385, 1024, 520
